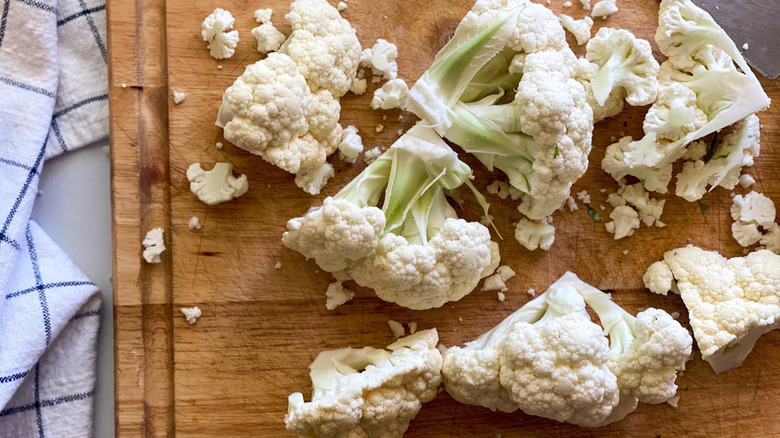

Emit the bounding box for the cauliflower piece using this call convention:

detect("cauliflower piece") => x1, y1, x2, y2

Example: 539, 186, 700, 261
351, 219, 494, 310
585, 28, 659, 107
590, 0, 618, 18
283, 197, 385, 272
325, 281, 355, 310
361, 39, 399, 81
444, 272, 689, 426
643, 261, 674, 295
602, 136, 673, 193
648, 246, 780, 373
730, 191, 776, 228
142, 228, 165, 264
371, 78, 409, 110
337, 1, 347, 11
180, 306, 202, 325
188, 216, 201, 230
280, 0, 362, 98
618, 183, 665, 226
172, 91, 185, 104
285, 329, 443, 438
216, 53, 342, 178
252, 22, 286, 54
254, 8, 273, 23
605, 206, 640, 240
363, 147, 381, 164
295, 162, 335, 195
675, 114, 761, 202
338, 125, 363, 163
760, 224, 780, 254
514, 218, 555, 251
481, 265, 516, 292
739, 174, 755, 189
486, 180, 522, 201
388, 320, 405, 338
644, 83, 707, 142
560, 14, 593, 45
201, 8, 239, 59
186, 163, 248, 205
731, 222, 763, 247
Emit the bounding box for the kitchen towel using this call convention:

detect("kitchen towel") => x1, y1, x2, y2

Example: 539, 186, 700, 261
0, 0, 108, 434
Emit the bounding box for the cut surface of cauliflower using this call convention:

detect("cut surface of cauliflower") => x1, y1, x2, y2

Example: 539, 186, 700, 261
481, 265, 516, 292
338, 125, 364, 163
618, 183, 665, 227
730, 191, 776, 228
285, 329, 443, 438
294, 162, 335, 195
252, 22, 286, 54
371, 78, 409, 110
560, 14, 593, 45
325, 281, 355, 310
646, 246, 780, 373
142, 228, 165, 264
201, 8, 239, 59
186, 162, 248, 205
605, 205, 639, 240
180, 306, 202, 325
360, 39, 399, 81
514, 218, 555, 251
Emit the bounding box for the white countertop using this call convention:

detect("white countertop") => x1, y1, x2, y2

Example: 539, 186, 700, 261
31, 140, 114, 438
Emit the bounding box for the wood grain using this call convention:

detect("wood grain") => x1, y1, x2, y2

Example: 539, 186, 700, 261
109, 0, 780, 436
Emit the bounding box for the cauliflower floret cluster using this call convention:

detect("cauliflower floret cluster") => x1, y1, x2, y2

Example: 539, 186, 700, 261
285, 329, 443, 438
729, 191, 779, 252
644, 246, 779, 373
442, 272, 690, 427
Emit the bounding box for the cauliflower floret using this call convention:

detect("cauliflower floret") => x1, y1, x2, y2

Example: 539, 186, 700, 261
254, 8, 273, 23
281, 0, 362, 98
294, 162, 335, 195
739, 174, 756, 189
649, 246, 780, 373
325, 281, 355, 310
482, 265, 516, 292
730, 191, 776, 228
602, 136, 673, 193
360, 39, 399, 81
252, 22, 286, 53
506, 1, 567, 53
514, 218, 555, 251
217, 53, 342, 177
605, 205, 640, 240
644, 83, 707, 141
560, 14, 593, 45
731, 222, 763, 247
590, 0, 618, 19
371, 78, 409, 110
142, 228, 165, 264
675, 115, 761, 202
201, 8, 239, 59
186, 162, 248, 205
338, 125, 364, 163
618, 183, 665, 227
585, 28, 659, 107
285, 329, 443, 438
351, 218, 495, 310
282, 197, 385, 272
643, 261, 675, 295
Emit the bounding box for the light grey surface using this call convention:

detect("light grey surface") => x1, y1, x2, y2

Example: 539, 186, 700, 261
31, 140, 114, 438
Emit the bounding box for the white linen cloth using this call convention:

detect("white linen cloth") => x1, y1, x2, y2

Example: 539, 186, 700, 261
0, 0, 108, 434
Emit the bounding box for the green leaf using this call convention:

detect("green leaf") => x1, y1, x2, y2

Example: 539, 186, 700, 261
553, 144, 560, 159
585, 204, 602, 221
698, 202, 710, 213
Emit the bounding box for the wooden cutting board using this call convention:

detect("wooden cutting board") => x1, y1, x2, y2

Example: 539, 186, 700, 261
107, 0, 780, 435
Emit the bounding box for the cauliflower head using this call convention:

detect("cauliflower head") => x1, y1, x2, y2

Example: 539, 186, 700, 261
285, 329, 443, 438
648, 246, 780, 373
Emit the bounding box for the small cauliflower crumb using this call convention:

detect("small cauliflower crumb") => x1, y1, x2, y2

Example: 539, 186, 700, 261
172, 91, 185, 104
408, 321, 418, 335
216, 142, 223, 149
739, 174, 756, 188
578, 0, 591, 10
563, 1, 572, 7
325, 281, 355, 310
387, 320, 405, 338
560, 14, 594, 45
397, 129, 403, 136
363, 147, 381, 164
497, 292, 506, 302
566, 196, 578, 211
274, 261, 282, 270
576, 189, 591, 204
180, 306, 202, 325
527, 288, 536, 297
622, 249, 628, 255
375, 124, 384, 133
142, 228, 165, 264
217, 65, 223, 69
742, 42, 749, 50
671, 312, 680, 320
458, 316, 463, 322
600, 205, 606, 210
188, 216, 201, 230
337, 1, 347, 11
667, 395, 680, 408
121, 83, 127, 88
338, 125, 363, 164
591, 0, 618, 18
482, 265, 516, 292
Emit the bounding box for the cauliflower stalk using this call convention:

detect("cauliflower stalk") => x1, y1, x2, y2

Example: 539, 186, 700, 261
442, 272, 690, 426
283, 124, 498, 310
644, 246, 780, 373
407, 0, 594, 220
285, 329, 443, 438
